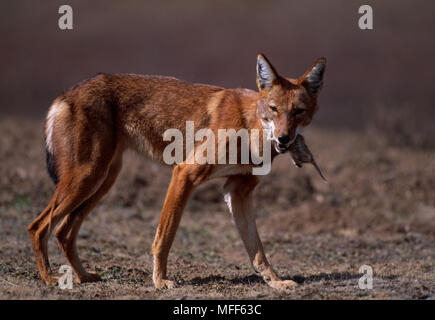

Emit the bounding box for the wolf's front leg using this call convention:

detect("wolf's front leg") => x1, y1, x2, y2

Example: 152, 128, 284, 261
151, 165, 200, 289
223, 175, 298, 291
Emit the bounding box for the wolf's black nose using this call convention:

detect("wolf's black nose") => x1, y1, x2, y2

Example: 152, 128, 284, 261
278, 134, 290, 145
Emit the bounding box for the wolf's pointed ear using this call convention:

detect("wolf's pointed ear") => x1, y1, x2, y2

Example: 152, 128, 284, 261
256, 54, 279, 92
299, 57, 326, 96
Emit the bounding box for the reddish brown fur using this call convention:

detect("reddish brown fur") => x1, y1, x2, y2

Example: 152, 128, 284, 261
28, 54, 325, 290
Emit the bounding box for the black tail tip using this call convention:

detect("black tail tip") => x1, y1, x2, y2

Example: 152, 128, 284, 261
45, 148, 59, 185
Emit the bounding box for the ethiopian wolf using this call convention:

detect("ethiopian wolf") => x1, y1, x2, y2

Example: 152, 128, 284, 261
28, 54, 326, 290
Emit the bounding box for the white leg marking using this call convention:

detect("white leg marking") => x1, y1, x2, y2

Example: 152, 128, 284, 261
223, 189, 258, 273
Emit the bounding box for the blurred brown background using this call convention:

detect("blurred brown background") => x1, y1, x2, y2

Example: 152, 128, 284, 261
1, 0, 434, 135
1, 1, 435, 299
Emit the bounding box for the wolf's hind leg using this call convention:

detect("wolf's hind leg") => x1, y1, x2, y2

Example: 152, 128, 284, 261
27, 169, 109, 286
55, 152, 122, 283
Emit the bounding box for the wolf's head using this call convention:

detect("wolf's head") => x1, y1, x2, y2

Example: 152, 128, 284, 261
256, 54, 326, 153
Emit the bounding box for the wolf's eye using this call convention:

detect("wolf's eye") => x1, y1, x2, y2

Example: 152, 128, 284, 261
269, 105, 278, 113
294, 108, 305, 116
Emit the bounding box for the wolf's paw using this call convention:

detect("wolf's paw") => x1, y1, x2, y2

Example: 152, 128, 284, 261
42, 274, 59, 286
154, 278, 177, 290
75, 271, 102, 283
269, 279, 298, 291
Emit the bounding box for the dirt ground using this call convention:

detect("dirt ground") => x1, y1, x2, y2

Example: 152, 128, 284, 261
0, 117, 433, 299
